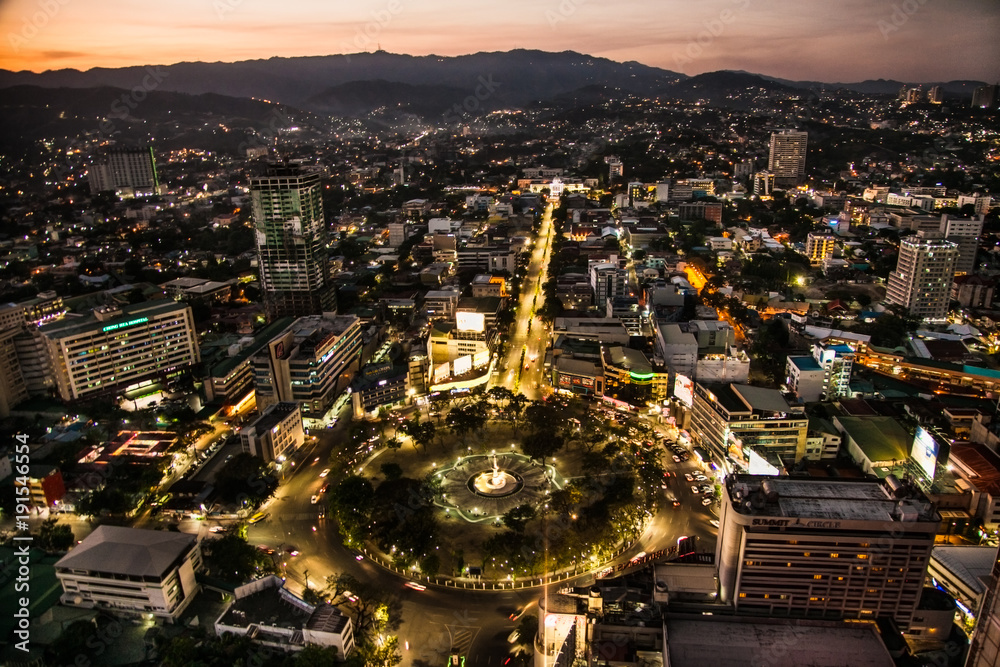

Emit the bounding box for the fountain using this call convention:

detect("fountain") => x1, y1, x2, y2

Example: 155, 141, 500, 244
471, 453, 520, 496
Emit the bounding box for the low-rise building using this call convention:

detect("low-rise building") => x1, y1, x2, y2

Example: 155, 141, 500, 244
215, 575, 354, 658
240, 402, 304, 464
55, 526, 202, 622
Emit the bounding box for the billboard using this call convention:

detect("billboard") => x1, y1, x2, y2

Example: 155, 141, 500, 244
911, 426, 939, 481
453, 355, 472, 377
748, 448, 780, 476
673, 374, 694, 407
433, 362, 451, 385
456, 311, 485, 333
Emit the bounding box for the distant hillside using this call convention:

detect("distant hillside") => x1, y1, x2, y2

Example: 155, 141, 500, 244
0, 85, 319, 150
0, 50, 687, 112
668, 70, 800, 103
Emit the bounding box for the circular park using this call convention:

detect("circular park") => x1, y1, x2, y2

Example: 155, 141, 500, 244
324, 391, 665, 584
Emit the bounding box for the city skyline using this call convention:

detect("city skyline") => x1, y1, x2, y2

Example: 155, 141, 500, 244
1, 0, 999, 82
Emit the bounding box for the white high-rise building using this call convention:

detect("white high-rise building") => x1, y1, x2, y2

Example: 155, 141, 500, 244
885, 233, 959, 321
88, 146, 159, 197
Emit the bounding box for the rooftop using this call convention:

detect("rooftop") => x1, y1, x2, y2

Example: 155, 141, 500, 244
835, 416, 912, 463
38, 298, 187, 340
56, 526, 196, 579
727, 475, 938, 523
665, 618, 895, 667
930, 546, 997, 597
245, 402, 299, 436
789, 355, 823, 372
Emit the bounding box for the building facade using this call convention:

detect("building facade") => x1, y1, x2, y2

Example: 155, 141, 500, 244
38, 299, 200, 402
691, 382, 808, 469
806, 233, 836, 266
88, 146, 159, 197
250, 165, 336, 320
717, 475, 940, 629
768, 130, 808, 183
240, 402, 304, 464
55, 526, 203, 622
886, 233, 959, 321
253, 314, 363, 420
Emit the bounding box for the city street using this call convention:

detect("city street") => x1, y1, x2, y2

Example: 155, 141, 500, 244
493, 202, 556, 400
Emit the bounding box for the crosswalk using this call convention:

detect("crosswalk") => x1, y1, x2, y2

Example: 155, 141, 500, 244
449, 625, 479, 655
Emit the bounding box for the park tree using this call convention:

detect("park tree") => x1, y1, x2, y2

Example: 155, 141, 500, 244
36, 518, 74, 552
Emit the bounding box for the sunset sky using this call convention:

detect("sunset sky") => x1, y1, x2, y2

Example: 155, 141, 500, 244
1, 0, 997, 82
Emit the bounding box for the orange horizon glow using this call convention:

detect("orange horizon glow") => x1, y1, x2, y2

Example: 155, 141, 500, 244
0, 0, 997, 81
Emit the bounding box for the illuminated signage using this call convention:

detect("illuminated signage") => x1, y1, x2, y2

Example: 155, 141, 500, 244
911, 427, 939, 481
456, 312, 485, 333
102, 317, 148, 333
673, 374, 694, 407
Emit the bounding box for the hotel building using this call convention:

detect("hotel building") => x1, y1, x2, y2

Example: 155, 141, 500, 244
717, 475, 939, 629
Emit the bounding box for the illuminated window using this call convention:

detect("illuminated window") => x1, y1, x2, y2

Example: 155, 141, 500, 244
830, 554, 839, 558
814, 575, 822, 580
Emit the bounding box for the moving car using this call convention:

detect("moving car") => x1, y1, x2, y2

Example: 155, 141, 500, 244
404, 581, 426, 591
249, 511, 268, 524
319, 468, 331, 478
310, 495, 319, 505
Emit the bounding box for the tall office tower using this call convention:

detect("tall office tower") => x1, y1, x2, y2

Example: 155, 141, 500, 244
250, 165, 336, 321
928, 85, 943, 104
967, 547, 1000, 666
767, 130, 808, 184
885, 232, 959, 321
805, 233, 836, 266
717, 475, 939, 630
88, 146, 159, 196
941, 214, 984, 276
972, 84, 998, 109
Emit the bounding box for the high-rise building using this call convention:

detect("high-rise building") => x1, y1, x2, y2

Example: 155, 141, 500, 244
37, 299, 200, 402
806, 233, 836, 266
88, 146, 159, 197
967, 547, 1000, 666
691, 382, 808, 470
717, 475, 939, 629
250, 165, 336, 321
941, 214, 984, 276
768, 130, 808, 184
972, 84, 998, 109
589, 263, 626, 308
886, 232, 959, 320
252, 313, 362, 421
928, 85, 944, 104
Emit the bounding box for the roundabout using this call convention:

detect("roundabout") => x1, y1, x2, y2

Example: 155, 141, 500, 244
435, 451, 563, 522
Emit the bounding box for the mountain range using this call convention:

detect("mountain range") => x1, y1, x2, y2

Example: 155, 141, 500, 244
0, 50, 986, 117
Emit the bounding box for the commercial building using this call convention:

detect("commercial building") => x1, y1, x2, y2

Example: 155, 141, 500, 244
678, 201, 723, 226
203, 317, 296, 407
927, 545, 996, 625
38, 299, 200, 402
55, 526, 203, 622
88, 146, 159, 197
250, 165, 336, 320
253, 314, 362, 420
215, 576, 354, 658
941, 214, 984, 276
691, 383, 808, 469
351, 360, 410, 418
886, 233, 959, 321
806, 233, 836, 266
786, 343, 855, 403
967, 547, 1000, 666
590, 263, 627, 308
240, 402, 304, 464
717, 475, 940, 629
768, 130, 808, 184
27, 465, 65, 511
0, 326, 28, 417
